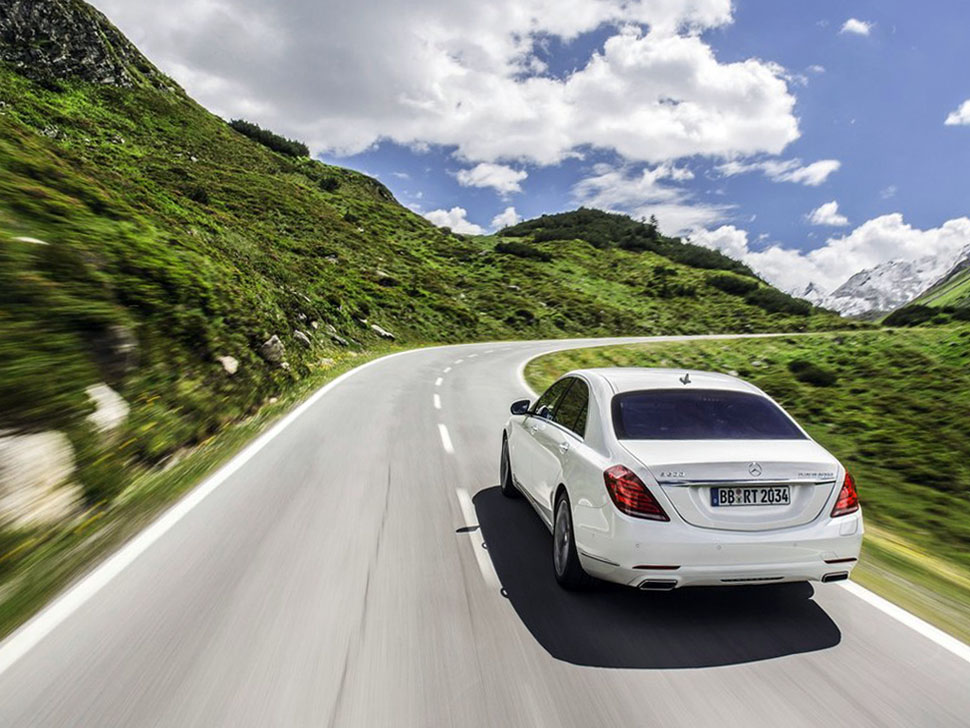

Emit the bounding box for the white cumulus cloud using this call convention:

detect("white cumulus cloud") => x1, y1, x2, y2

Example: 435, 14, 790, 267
491, 206, 521, 229
423, 207, 485, 235
91, 0, 800, 166
840, 18, 872, 36
717, 158, 841, 186
945, 100, 970, 126
691, 214, 970, 293
807, 201, 849, 227
573, 163, 730, 235
455, 163, 528, 196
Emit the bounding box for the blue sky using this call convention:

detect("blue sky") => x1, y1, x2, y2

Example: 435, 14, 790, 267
98, 0, 970, 293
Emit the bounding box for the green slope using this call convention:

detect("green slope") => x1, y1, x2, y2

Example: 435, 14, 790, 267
912, 262, 970, 308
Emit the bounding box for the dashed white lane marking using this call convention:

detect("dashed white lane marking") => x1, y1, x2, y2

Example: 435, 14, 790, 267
438, 424, 454, 454
839, 581, 970, 664
485, 349, 494, 354
454, 358, 464, 364
434, 377, 443, 387
433, 394, 441, 410
468, 354, 477, 358
456, 487, 501, 589
443, 366, 452, 373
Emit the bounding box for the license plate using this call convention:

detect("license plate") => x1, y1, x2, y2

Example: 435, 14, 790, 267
711, 486, 790, 507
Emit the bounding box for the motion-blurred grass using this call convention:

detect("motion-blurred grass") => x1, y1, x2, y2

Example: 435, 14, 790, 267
525, 328, 970, 643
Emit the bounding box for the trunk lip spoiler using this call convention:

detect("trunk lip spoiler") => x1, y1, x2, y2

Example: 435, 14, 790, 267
655, 477, 836, 487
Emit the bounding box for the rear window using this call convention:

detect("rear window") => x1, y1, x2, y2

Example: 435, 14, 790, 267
612, 389, 806, 440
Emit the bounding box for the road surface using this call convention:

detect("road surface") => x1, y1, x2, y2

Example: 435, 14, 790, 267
0, 336, 968, 727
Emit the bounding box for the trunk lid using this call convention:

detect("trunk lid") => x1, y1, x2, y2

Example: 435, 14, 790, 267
620, 440, 839, 532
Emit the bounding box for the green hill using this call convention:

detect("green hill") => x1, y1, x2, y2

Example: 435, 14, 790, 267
911, 258, 970, 309
0, 0, 855, 499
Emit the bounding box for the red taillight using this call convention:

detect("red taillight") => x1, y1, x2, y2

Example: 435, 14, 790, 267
831, 471, 859, 517
603, 465, 669, 521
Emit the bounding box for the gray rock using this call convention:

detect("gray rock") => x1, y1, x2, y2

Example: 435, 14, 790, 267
324, 324, 349, 346
85, 383, 129, 433
310, 320, 320, 330
217, 355, 239, 375
370, 323, 396, 340
293, 330, 312, 349
0, 431, 81, 527
260, 335, 285, 363
93, 324, 138, 381
0, 0, 168, 88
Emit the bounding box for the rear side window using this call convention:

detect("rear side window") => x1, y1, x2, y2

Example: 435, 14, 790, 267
612, 389, 806, 440
553, 378, 589, 436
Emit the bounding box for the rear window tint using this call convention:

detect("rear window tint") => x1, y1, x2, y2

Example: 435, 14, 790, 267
612, 389, 806, 440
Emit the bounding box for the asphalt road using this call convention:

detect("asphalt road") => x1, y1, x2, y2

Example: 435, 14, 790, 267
0, 336, 968, 727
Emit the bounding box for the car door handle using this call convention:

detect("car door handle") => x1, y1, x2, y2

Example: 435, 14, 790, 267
558, 441, 570, 454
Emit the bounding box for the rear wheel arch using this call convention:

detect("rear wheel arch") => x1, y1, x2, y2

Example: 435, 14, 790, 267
552, 483, 568, 513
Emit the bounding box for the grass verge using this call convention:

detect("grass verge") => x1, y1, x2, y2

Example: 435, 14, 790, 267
0, 344, 401, 639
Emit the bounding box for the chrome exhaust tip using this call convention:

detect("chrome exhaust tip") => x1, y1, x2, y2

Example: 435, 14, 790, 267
822, 572, 849, 583
639, 579, 678, 591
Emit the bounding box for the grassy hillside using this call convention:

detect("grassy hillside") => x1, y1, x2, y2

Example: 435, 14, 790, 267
912, 264, 970, 309
0, 0, 856, 634
525, 327, 970, 641
0, 67, 855, 470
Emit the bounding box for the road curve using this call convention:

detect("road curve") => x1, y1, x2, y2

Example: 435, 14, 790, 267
0, 336, 968, 727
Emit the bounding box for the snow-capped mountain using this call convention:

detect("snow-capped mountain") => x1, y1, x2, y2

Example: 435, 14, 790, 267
818, 247, 969, 316
798, 282, 827, 306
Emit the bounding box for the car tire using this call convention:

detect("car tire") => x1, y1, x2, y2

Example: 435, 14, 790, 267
500, 438, 520, 498
553, 490, 592, 590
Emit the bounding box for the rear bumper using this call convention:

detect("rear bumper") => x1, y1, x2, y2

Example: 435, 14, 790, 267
576, 510, 863, 589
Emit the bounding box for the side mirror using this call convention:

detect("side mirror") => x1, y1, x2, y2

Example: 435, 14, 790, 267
510, 399, 531, 416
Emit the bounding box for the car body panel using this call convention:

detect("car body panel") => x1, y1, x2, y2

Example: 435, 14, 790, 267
504, 367, 864, 589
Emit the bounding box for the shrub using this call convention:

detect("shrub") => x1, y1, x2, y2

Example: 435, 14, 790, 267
228, 119, 309, 157
883, 305, 938, 327
318, 177, 340, 193
495, 241, 552, 262
187, 185, 209, 204
745, 287, 812, 315
788, 359, 838, 387
343, 211, 359, 224
707, 273, 758, 296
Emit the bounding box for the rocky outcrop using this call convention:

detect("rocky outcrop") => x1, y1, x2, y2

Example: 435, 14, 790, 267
370, 323, 396, 340
0, 431, 81, 527
0, 0, 168, 88
325, 324, 349, 347
259, 335, 285, 363
217, 355, 239, 375
91, 323, 138, 382
293, 330, 312, 349
84, 382, 129, 433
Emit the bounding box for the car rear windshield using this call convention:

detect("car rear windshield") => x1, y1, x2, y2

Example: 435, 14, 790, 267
612, 389, 807, 440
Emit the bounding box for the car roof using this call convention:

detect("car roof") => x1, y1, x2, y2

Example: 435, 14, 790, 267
567, 367, 763, 395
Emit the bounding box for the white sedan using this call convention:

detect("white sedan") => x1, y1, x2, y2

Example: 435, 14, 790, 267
500, 368, 863, 590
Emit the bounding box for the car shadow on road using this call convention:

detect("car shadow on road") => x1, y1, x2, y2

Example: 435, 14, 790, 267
473, 486, 842, 669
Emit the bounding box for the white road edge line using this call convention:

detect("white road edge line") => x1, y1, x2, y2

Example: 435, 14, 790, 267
433, 394, 441, 410
0, 337, 596, 676
438, 424, 455, 454
434, 377, 443, 387
840, 581, 970, 664
456, 487, 500, 589
0, 346, 434, 678
515, 341, 970, 665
